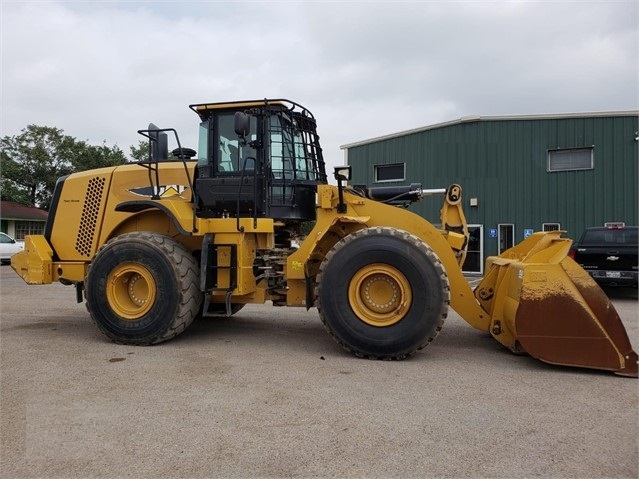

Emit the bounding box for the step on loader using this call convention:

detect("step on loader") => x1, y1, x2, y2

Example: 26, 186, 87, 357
11, 99, 637, 377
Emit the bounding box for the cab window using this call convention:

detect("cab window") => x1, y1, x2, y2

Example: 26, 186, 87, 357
218, 113, 256, 173
269, 114, 315, 180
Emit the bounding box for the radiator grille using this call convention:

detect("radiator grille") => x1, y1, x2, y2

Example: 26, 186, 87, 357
75, 177, 106, 257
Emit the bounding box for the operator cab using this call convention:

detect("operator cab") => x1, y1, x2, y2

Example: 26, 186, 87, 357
190, 99, 327, 221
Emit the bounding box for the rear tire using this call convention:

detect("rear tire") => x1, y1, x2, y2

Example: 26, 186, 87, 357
316, 227, 449, 359
85, 232, 202, 345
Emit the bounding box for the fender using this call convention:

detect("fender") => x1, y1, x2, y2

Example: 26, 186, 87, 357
115, 200, 193, 236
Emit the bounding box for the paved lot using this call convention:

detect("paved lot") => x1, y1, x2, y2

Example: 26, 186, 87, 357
1, 265, 637, 478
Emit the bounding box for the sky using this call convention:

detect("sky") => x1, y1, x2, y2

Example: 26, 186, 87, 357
1, 0, 637, 172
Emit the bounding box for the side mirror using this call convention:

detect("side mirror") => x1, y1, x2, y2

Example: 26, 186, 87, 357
234, 112, 250, 138
148, 123, 168, 162
333, 165, 352, 213
334, 165, 352, 182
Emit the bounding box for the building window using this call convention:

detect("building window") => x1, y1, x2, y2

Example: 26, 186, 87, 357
374, 163, 405, 182
542, 223, 560, 232
547, 148, 593, 172
14, 221, 44, 240
498, 224, 514, 254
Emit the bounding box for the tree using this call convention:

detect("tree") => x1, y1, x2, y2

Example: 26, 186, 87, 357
130, 139, 149, 162
130, 139, 180, 162
1, 125, 127, 210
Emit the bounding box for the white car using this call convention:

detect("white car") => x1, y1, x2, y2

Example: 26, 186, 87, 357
0, 232, 24, 264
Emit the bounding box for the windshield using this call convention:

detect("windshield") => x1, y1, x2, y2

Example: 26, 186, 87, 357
269, 113, 316, 181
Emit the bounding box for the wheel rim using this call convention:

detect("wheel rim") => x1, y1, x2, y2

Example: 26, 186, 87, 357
348, 263, 412, 327
106, 262, 156, 320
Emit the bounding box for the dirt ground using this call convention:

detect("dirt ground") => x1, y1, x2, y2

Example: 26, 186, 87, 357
1, 265, 637, 479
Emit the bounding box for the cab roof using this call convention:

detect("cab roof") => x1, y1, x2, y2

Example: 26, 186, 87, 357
188, 99, 313, 120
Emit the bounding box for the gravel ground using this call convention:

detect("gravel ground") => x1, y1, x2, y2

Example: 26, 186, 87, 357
1, 265, 637, 479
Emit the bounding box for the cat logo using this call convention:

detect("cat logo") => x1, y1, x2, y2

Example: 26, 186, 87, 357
128, 185, 187, 198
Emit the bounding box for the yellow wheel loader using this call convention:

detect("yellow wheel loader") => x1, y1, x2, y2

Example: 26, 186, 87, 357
11, 99, 637, 377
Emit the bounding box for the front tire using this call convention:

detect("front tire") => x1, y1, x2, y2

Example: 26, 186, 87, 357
316, 227, 449, 359
85, 232, 202, 345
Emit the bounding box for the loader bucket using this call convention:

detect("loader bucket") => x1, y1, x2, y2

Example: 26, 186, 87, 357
475, 232, 638, 377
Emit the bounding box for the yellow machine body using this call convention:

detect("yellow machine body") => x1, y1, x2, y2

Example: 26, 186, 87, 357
10, 100, 637, 377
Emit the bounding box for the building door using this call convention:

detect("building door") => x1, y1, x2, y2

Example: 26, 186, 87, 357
463, 225, 483, 275
498, 223, 514, 254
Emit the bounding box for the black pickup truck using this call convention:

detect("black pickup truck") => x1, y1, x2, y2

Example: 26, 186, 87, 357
569, 225, 638, 288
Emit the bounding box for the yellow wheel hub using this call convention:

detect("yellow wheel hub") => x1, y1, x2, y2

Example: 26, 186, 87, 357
106, 262, 156, 320
348, 263, 412, 327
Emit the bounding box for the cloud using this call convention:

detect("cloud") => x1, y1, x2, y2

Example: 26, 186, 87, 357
1, 0, 637, 171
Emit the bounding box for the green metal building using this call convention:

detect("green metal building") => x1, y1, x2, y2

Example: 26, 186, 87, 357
342, 111, 638, 274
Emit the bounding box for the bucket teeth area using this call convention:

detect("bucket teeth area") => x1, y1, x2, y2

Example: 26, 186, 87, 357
514, 258, 638, 377
474, 232, 637, 377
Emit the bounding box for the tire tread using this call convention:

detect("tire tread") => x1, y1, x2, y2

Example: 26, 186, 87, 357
315, 227, 449, 359
85, 232, 201, 345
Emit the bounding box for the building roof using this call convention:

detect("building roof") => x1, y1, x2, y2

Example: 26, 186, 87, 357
340, 110, 639, 150
0, 201, 48, 221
